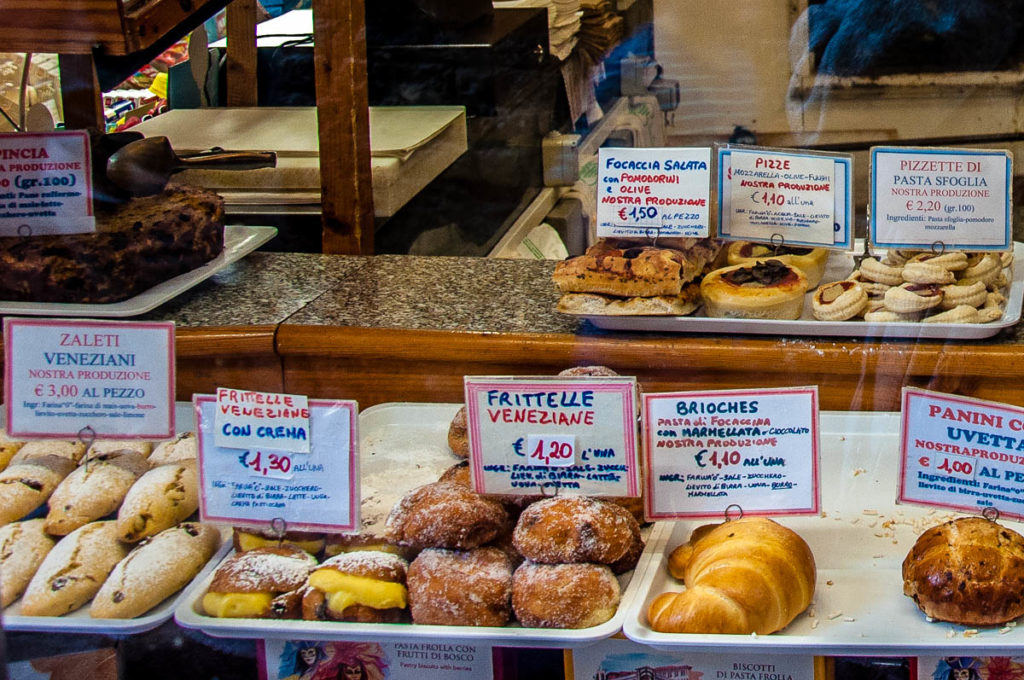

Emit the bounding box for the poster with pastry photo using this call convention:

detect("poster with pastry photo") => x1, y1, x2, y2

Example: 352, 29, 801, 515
260, 639, 495, 680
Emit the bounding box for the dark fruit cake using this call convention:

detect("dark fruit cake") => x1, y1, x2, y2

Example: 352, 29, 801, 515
0, 182, 224, 304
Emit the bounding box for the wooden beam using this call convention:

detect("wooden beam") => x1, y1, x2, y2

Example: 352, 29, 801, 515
225, 0, 259, 106
312, 0, 374, 254
58, 54, 105, 131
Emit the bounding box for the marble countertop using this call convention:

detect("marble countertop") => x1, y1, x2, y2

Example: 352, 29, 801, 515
133, 251, 1024, 345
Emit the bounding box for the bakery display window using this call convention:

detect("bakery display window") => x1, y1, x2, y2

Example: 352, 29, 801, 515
4, 1, 1024, 680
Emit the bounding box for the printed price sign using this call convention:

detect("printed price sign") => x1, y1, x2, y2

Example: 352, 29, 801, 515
214, 387, 311, 454
196, 395, 360, 532
464, 376, 639, 497
898, 388, 1024, 520
718, 146, 853, 249
870, 146, 1012, 250
0, 130, 95, 236
261, 640, 495, 680
642, 386, 820, 519
4, 318, 175, 438
596, 147, 711, 238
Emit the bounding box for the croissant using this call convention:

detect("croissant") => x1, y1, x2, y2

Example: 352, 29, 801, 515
647, 516, 816, 635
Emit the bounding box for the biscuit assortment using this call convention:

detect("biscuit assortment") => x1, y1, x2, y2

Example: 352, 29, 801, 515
840, 249, 1012, 324
0, 431, 222, 620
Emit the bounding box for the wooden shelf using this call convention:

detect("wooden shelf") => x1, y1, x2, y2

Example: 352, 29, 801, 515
0, 0, 230, 55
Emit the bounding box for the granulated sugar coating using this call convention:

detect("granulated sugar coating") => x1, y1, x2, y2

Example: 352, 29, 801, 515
512, 495, 638, 564
512, 561, 620, 629
407, 547, 513, 626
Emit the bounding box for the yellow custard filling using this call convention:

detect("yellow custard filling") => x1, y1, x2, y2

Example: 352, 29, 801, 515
236, 533, 324, 554
202, 591, 272, 618
308, 569, 407, 612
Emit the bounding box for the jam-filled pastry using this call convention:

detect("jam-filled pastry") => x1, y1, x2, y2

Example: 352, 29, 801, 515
863, 308, 921, 323
811, 280, 868, 321
858, 257, 905, 286
940, 280, 987, 309
922, 305, 983, 324
961, 253, 1002, 286
907, 251, 968, 271
901, 261, 955, 285
883, 283, 943, 314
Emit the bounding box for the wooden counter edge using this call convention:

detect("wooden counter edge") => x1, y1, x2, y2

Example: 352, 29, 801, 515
274, 325, 1024, 378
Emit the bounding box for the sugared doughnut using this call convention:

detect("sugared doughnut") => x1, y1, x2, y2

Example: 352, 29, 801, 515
607, 516, 645, 574
512, 495, 640, 565
302, 550, 409, 623
407, 547, 513, 626
386, 481, 509, 550
512, 561, 620, 628
447, 406, 469, 458
202, 545, 317, 618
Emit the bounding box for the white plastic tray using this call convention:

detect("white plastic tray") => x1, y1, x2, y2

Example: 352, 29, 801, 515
582, 243, 1023, 339
3, 538, 230, 635
2, 402, 225, 634
0, 225, 277, 318
623, 411, 1024, 655
175, 402, 659, 647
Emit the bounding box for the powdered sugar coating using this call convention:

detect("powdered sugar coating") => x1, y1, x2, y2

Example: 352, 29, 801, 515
0, 518, 55, 607
407, 547, 513, 626
511, 561, 620, 629
512, 495, 639, 564
91, 522, 220, 618
148, 432, 197, 466
318, 550, 408, 581
209, 546, 317, 594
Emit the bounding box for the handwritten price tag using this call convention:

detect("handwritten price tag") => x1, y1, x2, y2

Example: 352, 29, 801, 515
238, 449, 295, 480
615, 205, 659, 228
643, 386, 820, 520
526, 434, 576, 467
464, 376, 640, 497
899, 388, 1024, 520
596, 146, 711, 239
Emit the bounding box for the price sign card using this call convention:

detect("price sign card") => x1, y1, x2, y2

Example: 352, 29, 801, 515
196, 395, 359, 532
4, 318, 175, 438
0, 130, 95, 236
596, 147, 711, 239
898, 388, 1024, 520
570, 637, 815, 680
643, 387, 820, 520
718, 146, 853, 248
464, 376, 639, 497
214, 387, 311, 454
870, 146, 1012, 250
261, 640, 494, 680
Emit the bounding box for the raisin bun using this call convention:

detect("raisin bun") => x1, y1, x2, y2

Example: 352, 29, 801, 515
903, 516, 1024, 626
